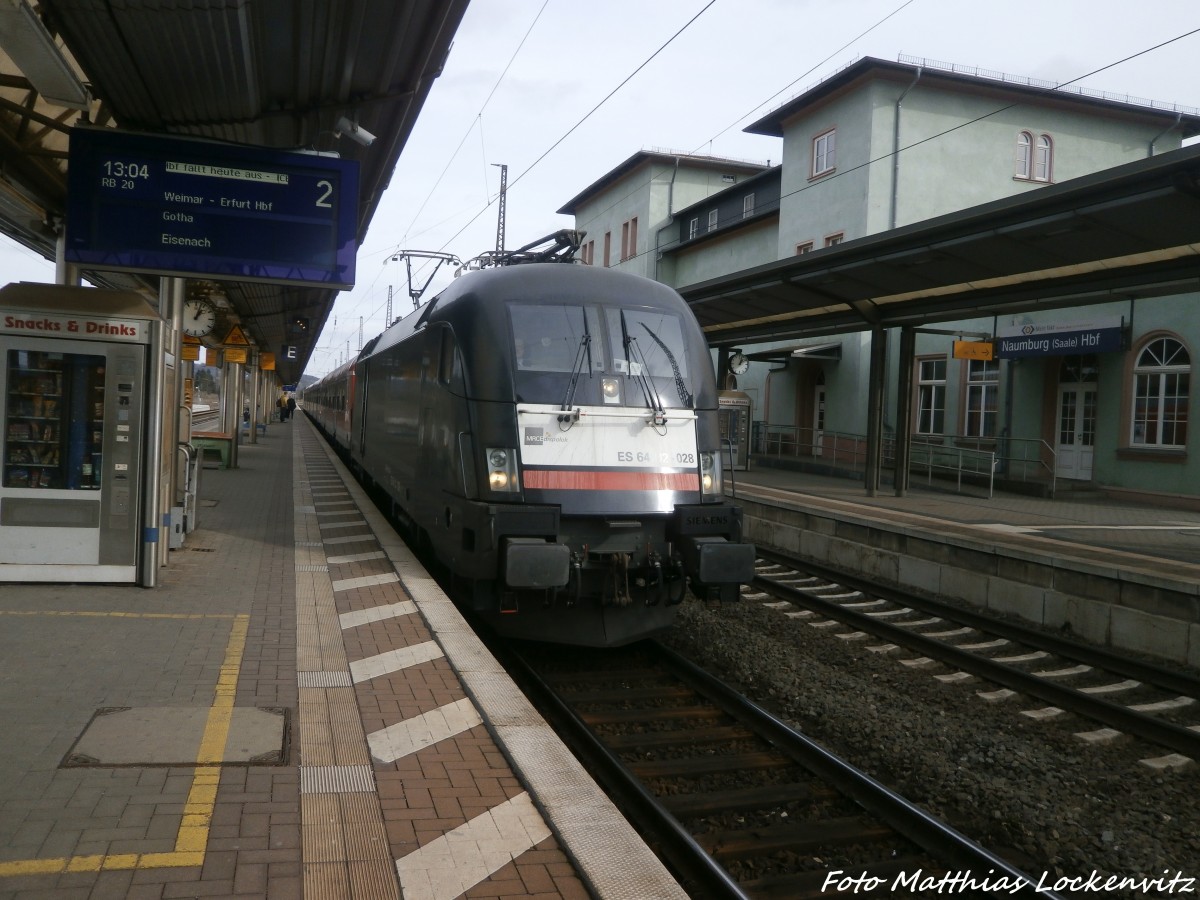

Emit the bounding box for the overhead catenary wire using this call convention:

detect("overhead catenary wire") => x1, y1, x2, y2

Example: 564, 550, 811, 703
311, 10, 1199, 377
617, 25, 1200, 267
427, 1, 719, 261
399, 0, 551, 247
694, 0, 920, 153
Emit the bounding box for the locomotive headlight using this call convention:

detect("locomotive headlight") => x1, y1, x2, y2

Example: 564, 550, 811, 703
601, 376, 621, 404
700, 451, 723, 497
486, 447, 519, 493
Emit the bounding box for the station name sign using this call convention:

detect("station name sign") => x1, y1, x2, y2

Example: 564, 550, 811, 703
995, 318, 1124, 359
66, 128, 359, 289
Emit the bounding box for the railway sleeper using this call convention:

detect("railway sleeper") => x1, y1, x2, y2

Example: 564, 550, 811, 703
580, 705, 726, 725
696, 815, 894, 860
602, 724, 752, 751
557, 684, 696, 703
662, 782, 836, 818
628, 749, 790, 778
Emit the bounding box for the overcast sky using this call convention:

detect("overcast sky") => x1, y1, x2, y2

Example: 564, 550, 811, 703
4, 0, 1197, 377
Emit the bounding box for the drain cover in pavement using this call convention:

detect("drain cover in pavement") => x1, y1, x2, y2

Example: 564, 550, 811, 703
63, 706, 287, 767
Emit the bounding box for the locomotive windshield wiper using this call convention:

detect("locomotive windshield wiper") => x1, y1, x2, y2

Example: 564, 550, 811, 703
638, 323, 693, 408
558, 332, 591, 427
620, 310, 667, 428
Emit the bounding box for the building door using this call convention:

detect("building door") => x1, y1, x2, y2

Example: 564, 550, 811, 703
1056, 355, 1098, 481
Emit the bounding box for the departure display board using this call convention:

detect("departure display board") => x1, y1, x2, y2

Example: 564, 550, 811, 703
66, 128, 358, 289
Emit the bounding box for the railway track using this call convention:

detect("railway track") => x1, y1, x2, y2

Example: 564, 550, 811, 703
751, 549, 1200, 769
497, 638, 1055, 899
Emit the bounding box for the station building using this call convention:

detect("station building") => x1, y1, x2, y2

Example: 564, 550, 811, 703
557, 56, 1200, 507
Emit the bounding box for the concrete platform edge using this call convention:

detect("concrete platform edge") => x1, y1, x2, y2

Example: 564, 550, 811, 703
304, 421, 689, 900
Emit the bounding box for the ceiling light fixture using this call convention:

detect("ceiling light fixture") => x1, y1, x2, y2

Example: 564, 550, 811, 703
0, 0, 90, 108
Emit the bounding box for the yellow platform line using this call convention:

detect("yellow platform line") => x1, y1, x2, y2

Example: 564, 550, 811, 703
0, 614, 250, 879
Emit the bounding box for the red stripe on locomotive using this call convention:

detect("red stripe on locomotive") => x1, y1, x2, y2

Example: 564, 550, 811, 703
523, 469, 700, 491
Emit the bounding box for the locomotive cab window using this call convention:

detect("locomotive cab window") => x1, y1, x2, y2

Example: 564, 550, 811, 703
606, 309, 689, 382
509, 303, 603, 373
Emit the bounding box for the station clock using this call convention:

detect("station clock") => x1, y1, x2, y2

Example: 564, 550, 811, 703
182, 297, 217, 337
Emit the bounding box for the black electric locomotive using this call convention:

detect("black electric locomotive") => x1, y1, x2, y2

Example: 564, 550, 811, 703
307, 261, 754, 646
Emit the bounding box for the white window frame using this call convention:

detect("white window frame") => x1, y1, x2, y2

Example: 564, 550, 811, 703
688, 217, 698, 240
1015, 131, 1032, 179
1034, 134, 1052, 181
795, 241, 814, 255
1016, 131, 1053, 182
812, 128, 836, 177
1130, 337, 1190, 448
707, 209, 718, 233
824, 232, 843, 247
916, 357, 947, 435
964, 358, 999, 438
742, 193, 755, 219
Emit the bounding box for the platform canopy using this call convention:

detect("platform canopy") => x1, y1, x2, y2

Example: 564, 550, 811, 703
0, 0, 470, 385
682, 144, 1200, 346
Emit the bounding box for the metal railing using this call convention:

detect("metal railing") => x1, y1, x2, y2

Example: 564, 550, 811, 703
754, 423, 1058, 498
903, 436, 997, 498
759, 424, 873, 473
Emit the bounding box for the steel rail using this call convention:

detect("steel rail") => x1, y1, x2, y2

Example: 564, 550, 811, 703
497, 641, 751, 900
754, 550, 1200, 760
656, 641, 1059, 899
503, 636, 1058, 900
757, 547, 1200, 697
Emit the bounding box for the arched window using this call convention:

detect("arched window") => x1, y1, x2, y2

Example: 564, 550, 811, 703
1015, 132, 1052, 182
1015, 131, 1032, 179
1131, 337, 1190, 448
1034, 134, 1052, 181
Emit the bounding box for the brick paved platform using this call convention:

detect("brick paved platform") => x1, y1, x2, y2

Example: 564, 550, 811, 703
0, 416, 685, 899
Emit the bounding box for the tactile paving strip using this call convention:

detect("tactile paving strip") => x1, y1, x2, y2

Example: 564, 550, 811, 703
294, 434, 398, 898
296, 422, 689, 899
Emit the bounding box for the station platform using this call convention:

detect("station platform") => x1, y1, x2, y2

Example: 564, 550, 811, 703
0, 416, 686, 899
733, 462, 1200, 566
730, 461, 1200, 668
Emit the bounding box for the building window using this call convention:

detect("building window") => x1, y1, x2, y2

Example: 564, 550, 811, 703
603, 231, 611, 267
1131, 337, 1190, 448
796, 241, 814, 255
581, 240, 594, 265
688, 217, 698, 240
813, 128, 836, 177
916, 358, 947, 435
964, 358, 999, 438
1034, 135, 1052, 181
1016, 131, 1053, 182
742, 193, 755, 219
824, 233, 844, 247
619, 217, 639, 261
707, 209, 718, 233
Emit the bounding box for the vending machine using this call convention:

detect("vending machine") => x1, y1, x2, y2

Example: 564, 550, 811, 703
718, 390, 753, 472
0, 283, 157, 582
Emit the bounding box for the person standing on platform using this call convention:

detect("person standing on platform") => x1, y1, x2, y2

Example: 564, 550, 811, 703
286, 395, 296, 421
278, 393, 290, 422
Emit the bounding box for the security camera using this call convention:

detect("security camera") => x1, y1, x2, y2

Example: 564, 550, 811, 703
335, 116, 375, 147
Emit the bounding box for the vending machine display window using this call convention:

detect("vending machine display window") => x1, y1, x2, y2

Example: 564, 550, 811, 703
3, 349, 106, 490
